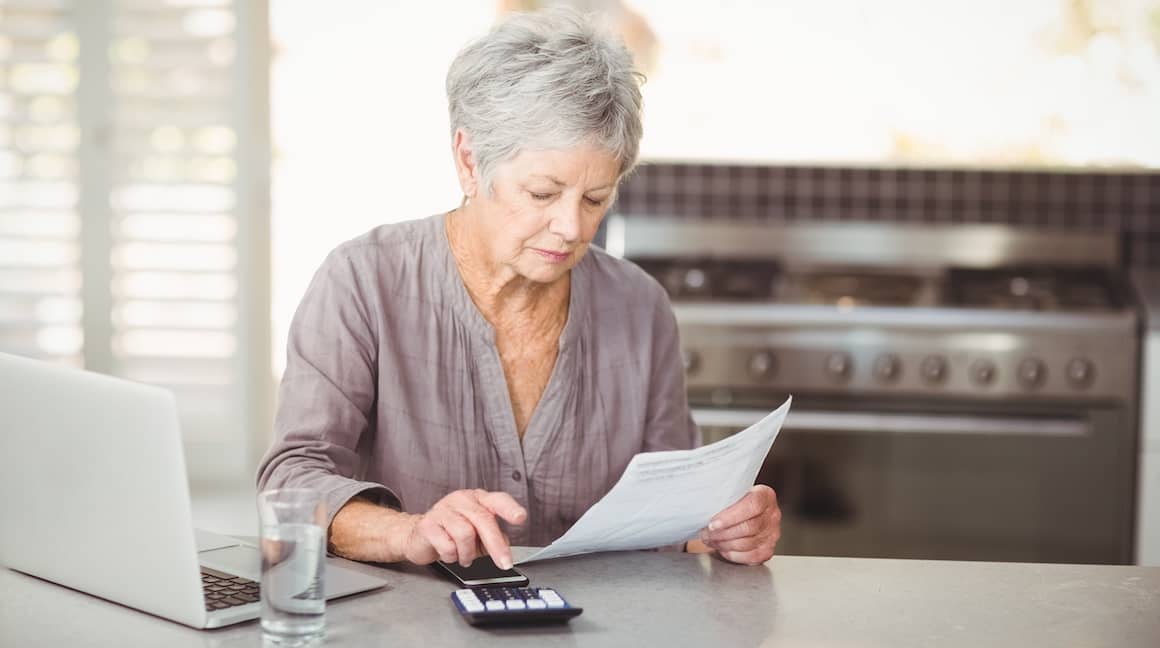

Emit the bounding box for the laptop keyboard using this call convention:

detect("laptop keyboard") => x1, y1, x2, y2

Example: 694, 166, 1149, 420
201, 566, 260, 612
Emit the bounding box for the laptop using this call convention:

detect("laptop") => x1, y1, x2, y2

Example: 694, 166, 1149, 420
0, 351, 388, 629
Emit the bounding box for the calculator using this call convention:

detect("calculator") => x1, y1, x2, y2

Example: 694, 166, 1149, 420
450, 586, 583, 626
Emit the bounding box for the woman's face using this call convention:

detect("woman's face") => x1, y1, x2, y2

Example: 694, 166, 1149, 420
467, 141, 620, 285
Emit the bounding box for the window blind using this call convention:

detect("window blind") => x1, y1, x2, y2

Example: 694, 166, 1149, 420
0, 1, 83, 367
0, 0, 270, 482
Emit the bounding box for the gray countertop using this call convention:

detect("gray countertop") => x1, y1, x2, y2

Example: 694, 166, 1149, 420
2, 548, 1158, 647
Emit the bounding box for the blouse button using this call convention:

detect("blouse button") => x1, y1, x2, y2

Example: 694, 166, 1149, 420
511, 470, 522, 482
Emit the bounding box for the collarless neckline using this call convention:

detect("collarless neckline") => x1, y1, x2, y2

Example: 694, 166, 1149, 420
432, 211, 589, 351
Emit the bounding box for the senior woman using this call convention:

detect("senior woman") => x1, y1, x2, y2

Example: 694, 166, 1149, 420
257, 9, 780, 570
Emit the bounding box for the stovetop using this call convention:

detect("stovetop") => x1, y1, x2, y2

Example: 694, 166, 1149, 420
633, 258, 1140, 402
945, 267, 1126, 312
636, 258, 1129, 314
779, 271, 928, 308
634, 259, 779, 302
617, 221, 1138, 404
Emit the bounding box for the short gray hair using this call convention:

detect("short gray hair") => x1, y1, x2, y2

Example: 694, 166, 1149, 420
446, 8, 644, 192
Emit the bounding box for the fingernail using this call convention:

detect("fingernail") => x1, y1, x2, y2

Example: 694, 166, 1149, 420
708, 520, 721, 531
500, 557, 513, 569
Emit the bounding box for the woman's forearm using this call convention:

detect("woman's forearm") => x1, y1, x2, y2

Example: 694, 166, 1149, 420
328, 497, 416, 563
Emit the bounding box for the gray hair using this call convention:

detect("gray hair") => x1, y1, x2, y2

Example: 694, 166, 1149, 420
446, 8, 644, 192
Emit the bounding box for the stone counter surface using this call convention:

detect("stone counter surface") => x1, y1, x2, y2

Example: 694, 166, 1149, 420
2, 547, 1158, 647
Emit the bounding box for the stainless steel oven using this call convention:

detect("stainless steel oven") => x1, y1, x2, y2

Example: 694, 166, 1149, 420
613, 217, 1141, 564
696, 399, 1135, 563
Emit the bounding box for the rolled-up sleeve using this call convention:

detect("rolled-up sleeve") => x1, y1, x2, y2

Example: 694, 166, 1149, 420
256, 249, 400, 531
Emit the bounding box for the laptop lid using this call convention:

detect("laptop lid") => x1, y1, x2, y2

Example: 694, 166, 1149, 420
0, 352, 207, 628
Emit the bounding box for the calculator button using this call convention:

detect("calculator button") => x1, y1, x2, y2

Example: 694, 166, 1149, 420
539, 590, 566, 608
505, 599, 527, 610
454, 590, 485, 612
485, 601, 506, 611
527, 599, 548, 609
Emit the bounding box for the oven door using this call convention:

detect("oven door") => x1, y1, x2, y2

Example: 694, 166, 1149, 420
694, 400, 1136, 564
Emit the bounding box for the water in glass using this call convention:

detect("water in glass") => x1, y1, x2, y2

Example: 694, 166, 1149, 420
260, 521, 325, 643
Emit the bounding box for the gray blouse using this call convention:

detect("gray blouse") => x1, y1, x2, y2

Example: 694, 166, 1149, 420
256, 213, 699, 546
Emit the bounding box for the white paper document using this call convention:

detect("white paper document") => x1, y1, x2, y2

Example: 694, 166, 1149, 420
516, 396, 792, 564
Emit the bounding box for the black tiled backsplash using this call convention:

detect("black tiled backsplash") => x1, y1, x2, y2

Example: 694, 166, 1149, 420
614, 164, 1160, 268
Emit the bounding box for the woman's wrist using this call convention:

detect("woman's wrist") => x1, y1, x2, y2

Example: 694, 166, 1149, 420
384, 511, 419, 563
329, 497, 413, 563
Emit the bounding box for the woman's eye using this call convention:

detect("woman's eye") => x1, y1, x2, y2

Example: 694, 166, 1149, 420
585, 196, 605, 207
530, 192, 555, 201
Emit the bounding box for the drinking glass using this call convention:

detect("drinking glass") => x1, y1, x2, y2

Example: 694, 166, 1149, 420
257, 488, 326, 645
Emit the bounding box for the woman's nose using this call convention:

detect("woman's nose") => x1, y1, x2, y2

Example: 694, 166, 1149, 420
549, 201, 582, 243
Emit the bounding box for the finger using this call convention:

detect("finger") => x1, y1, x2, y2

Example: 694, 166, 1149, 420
457, 499, 515, 569
707, 487, 770, 532
708, 534, 764, 553
720, 544, 776, 566
478, 491, 528, 526
415, 515, 458, 564
703, 513, 767, 543
439, 511, 480, 566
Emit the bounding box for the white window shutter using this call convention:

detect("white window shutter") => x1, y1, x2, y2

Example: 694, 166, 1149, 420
0, 0, 271, 483
0, 1, 84, 367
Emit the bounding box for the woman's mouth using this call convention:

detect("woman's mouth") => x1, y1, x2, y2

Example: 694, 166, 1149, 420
534, 249, 570, 263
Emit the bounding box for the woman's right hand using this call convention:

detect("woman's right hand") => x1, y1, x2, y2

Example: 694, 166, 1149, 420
399, 489, 527, 569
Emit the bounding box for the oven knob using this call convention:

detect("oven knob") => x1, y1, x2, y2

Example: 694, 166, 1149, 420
825, 352, 852, 382
1017, 358, 1046, 389
748, 350, 777, 380
970, 359, 997, 386
683, 268, 707, 291
872, 354, 901, 383
681, 349, 700, 375
1065, 357, 1095, 388
920, 355, 947, 384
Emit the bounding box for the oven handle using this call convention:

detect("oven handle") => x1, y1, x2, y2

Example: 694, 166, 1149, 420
691, 408, 1089, 438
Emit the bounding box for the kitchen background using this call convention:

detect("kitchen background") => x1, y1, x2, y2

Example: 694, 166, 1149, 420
613, 165, 1160, 268
1, 1, 1157, 564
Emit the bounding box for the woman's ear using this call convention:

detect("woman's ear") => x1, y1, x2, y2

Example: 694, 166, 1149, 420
452, 129, 480, 199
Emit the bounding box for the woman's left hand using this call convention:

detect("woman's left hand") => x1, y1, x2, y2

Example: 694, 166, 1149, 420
699, 484, 781, 565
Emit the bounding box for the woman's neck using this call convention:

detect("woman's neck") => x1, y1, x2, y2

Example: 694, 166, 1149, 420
445, 207, 570, 331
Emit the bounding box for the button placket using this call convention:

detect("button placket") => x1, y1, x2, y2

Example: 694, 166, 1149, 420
520, 343, 572, 475
477, 342, 528, 494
